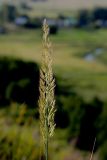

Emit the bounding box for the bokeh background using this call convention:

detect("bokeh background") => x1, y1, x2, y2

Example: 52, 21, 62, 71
0, 0, 107, 159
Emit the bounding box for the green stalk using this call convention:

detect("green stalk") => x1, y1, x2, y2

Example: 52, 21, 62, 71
45, 106, 49, 160
45, 77, 49, 160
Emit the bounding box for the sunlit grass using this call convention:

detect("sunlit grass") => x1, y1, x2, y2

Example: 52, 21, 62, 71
0, 29, 107, 100
0, 29, 107, 72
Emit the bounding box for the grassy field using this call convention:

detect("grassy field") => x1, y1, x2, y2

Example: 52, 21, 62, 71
22, 0, 107, 17
1, 0, 107, 17
27, 0, 107, 18
0, 28, 107, 100
2, 0, 107, 10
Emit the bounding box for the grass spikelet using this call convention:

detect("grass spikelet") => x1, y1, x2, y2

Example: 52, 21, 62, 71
39, 19, 56, 160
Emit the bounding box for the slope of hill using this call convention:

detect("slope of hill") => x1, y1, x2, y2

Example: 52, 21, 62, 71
30, 0, 107, 10
0, 0, 107, 10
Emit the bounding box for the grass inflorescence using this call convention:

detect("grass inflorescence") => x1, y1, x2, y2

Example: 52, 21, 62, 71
39, 19, 56, 160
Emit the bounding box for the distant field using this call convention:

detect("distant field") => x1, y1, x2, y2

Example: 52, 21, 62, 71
29, 0, 107, 10
1, 0, 107, 17
0, 28, 107, 100
1, 0, 107, 9
25, 0, 107, 17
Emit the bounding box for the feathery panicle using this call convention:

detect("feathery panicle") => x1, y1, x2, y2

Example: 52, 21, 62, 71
39, 19, 56, 158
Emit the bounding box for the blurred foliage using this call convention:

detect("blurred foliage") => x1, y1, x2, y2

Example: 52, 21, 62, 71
99, 141, 107, 160
0, 103, 40, 160
0, 57, 39, 107
0, 57, 107, 159
95, 101, 107, 146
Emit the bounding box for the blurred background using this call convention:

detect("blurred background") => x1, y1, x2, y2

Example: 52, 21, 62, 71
0, 0, 107, 160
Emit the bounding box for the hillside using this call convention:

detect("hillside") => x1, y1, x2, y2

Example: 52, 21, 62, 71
1, 0, 107, 10
30, 0, 107, 10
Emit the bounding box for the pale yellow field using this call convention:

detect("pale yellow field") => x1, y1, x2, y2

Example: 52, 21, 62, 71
29, 0, 107, 10
2, 0, 107, 10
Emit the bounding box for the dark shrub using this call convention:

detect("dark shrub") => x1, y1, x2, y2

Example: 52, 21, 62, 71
95, 101, 107, 147
0, 57, 39, 107
93, 8, 107, 21
68, 96, 85, 139
76, 97, 103, 151
49, 25, 58, 35
55, 96, 70, 128
77, 9, 90, 28
24, 18, 42, 29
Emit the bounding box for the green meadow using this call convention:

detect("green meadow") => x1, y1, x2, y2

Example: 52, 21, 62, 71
0, 28, 107, 100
